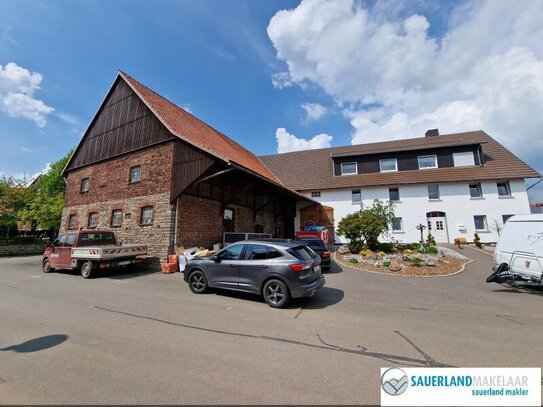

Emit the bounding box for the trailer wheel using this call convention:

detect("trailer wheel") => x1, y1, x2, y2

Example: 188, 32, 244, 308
81, 261, 95, 279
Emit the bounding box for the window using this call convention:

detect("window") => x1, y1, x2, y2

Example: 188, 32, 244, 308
267, 249, 283, 259
502, 214, 514, 223
392, 217, 403, 231
469, 183, 482, 198
428, 184, 440, 200
435, 220, 444, 230
129, 165, 141, 183
341, 162, 357, 175
218, 244, 243, 261
389, 187, 400, 201
79, 232, 115, 246
352, 189, 361, 203
418, 155, 438, 169
140, 206, 153, 225
497, 181, 511, 197
379, 158, 398, 172
453, 151, 475, 167
474, 215, 488, 231
311, 191, 321, 198
52, 234, 66, 247
111, 209, 123, 227
87, 212, 98, 228
67, 214, 77, 230
243, 244, 269, 260
64, 234, 76, 247
224, 208, 234, 220
80, 177, 90, 193
287, 246, 318, 261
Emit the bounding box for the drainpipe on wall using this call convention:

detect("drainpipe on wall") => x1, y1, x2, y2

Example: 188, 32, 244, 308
173, 197, 179, 249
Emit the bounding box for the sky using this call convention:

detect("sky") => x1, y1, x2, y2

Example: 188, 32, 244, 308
0, 0, 542, 202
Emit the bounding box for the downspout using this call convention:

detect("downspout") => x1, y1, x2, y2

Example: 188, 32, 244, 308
173, 197, 179, 249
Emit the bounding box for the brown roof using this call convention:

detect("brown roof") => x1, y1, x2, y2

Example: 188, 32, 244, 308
119, 72, 282, 186
259, 131, 541, 191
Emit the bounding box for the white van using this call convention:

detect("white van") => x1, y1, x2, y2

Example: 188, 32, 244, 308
488, 214, 543, 286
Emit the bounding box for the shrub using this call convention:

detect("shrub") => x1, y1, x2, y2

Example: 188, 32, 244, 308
378, 251, 386, 257
403, 249, 412, 255
425, 246, 439, 255
408, 257, 423, 267
399, 243, 419, 251
473, 233, 482, 249
359, 249, 373, 256
0, 235, 44, 245
347, 240, 364, 254
349, 257, 359, 264
376, 242, 395, 253
417, 245, 426, 253
383, 260, 391, 267
426, 233, 436, 246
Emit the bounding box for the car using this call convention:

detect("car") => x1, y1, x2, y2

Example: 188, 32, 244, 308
295, 236, 331, 271
183, 240, 325, 308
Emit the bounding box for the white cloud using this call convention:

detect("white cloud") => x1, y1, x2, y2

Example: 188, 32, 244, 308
271, 71, 293, 89
20, 147, 33, 153
268, 0, 543, 170
0, 62, 54, 127
301, 102, 327, 121
275, 127, 332, 153
0, 162, 50, 185
56, 112, 79, 126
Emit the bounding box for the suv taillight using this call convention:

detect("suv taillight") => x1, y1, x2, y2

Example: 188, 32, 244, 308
322, 251, 330, 257
289, 263, 312, 272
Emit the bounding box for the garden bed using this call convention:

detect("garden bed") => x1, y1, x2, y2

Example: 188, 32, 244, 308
335, 246, 471, 277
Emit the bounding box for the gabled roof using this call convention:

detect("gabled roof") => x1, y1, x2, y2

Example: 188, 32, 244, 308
118, 72, 282, 186
259, 131, 541, 191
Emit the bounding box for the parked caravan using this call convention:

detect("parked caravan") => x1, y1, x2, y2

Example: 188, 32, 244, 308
486, 214, 543, 287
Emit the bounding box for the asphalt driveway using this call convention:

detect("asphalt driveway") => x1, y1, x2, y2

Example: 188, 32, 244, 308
0, 247, 541, 404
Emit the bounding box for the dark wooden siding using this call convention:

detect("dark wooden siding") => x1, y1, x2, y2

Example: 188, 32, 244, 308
66, 77, 175, 171
333, 145, 480, 175
171, 141, 215, 200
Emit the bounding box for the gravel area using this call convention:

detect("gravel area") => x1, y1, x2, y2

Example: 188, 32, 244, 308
336, 250, 471, 277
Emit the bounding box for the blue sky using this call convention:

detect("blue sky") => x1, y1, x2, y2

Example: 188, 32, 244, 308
1, 0, 542, 202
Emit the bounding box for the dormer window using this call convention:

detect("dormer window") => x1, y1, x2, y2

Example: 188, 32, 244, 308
418, 155, 438, 169
453, 151, 475, 167
341, 162, 357, 175
379, 159, 397, 172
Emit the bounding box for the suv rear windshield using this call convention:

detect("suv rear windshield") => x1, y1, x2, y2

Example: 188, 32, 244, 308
287, 245, 318, 261
78, 233, 116, 246
298, 238, 326, 250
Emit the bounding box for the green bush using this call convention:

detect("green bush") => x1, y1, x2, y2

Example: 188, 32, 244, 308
408, 257, 423, 267
383, 260, 391, 267
473, 233, 482, 249
0, 235, 44, 245
376, 242, 395, 253
349, 257, 359, 264
399, 243, 420, 251
426, 233, 436, 246
347, 240, 364, 254
425, 246, 438, 255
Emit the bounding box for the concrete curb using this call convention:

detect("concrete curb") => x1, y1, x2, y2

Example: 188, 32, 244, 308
333, 252, 473, 278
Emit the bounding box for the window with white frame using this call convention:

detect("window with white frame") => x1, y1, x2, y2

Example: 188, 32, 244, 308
392, 217, 403, 231
341, 162, 357, 175
311, 191, 321, 198
352, 190, 361, 203
497, 181, 511, 197
379, 158, 398, 172
469, 183, 483, 198
474, 215, 488, 231
453, 151, 475, 167
418, 155, 438, 169
428, 184, 440, 200
389, 187, 400, 201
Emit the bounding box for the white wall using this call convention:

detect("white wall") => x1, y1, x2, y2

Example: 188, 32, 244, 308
298, 179, 531, 244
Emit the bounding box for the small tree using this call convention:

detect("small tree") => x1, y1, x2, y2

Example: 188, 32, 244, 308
426, 232, 436, 246
490, 219, 503, 236
473, 233, 482, 249
337, 199, 396, 251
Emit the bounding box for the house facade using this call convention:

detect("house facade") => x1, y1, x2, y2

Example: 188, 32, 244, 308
61, 72, 311, 267
260, 131, 541, 244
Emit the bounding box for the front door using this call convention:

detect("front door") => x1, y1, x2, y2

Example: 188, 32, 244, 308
206, 243, 243, 289
428, 217, 448, 243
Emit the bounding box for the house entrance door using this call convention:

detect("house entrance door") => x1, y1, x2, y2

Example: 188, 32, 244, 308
427, 212, 449, 243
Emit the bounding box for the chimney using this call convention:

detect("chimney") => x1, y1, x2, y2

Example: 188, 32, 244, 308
425, 128, 439, 137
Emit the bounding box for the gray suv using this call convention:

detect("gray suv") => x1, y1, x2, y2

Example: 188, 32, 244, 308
183, 240, 325, 308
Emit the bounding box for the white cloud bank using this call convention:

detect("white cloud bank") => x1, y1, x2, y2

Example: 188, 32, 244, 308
275, 127, 332, 153
267, 0, 543, 167
0, 62, 54, 127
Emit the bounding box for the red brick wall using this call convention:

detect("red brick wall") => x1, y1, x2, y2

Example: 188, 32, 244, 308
177, 194, 222, 249
64, 142, 174, 207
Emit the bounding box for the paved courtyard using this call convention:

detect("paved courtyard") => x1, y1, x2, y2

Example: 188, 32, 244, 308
0, 247, 542, 404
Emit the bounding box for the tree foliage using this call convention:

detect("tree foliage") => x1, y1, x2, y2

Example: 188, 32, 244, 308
337, 199, 396, 251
